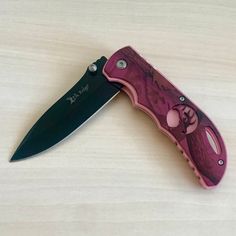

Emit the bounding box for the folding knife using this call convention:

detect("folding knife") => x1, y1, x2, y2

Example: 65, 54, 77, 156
11, 46, 227, 188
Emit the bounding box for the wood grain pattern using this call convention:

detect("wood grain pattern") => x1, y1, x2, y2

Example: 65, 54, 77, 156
0, 0, 236, 235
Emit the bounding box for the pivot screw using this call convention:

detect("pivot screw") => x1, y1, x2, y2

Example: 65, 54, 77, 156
116, 59, 127, 69
88, 63, 97, 73
179, 96, 185, 102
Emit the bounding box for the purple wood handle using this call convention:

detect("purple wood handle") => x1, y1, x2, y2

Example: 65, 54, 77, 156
103, 46, 227, 188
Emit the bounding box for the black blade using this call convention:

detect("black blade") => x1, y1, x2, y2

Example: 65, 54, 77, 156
11, 57, 122, 162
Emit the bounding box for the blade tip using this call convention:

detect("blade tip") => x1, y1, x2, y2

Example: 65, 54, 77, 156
9, 154, 19, 162
10, 151, 25, 162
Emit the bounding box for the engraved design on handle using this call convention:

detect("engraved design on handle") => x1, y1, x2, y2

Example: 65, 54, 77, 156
103, 46, 227, 188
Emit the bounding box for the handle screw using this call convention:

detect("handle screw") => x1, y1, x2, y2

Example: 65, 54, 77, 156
88, 63, 97, 73
218, 159, 224, 166
179, 96, 185, 102
116, 59, 127, 69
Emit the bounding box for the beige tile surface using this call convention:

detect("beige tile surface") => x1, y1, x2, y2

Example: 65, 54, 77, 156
0, 0, 236, 235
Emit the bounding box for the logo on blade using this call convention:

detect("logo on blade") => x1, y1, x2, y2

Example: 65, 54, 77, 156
66, 84, 89, 104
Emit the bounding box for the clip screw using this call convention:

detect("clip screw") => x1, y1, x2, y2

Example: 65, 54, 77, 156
88, 63, 97, 73
179, 96, 185, 102
116, 59, 127, 69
